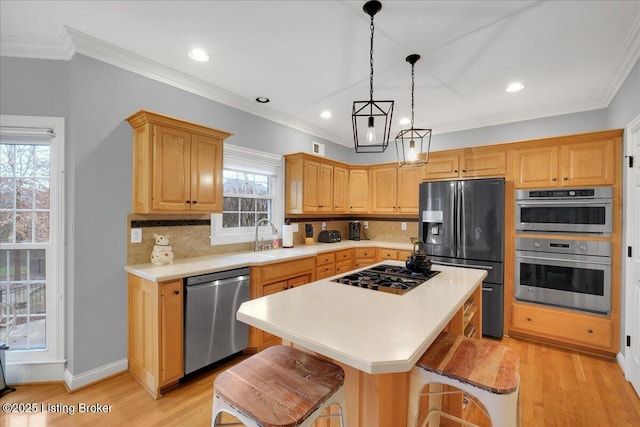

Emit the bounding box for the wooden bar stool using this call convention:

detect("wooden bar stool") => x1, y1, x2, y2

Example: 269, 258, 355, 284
212, 345, 346, 427
408, 332, 520, 427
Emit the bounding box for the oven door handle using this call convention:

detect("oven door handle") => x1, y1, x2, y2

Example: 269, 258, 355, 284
516, 199, 611, 206
515, 255, 610, 265
431, 260, 494, 270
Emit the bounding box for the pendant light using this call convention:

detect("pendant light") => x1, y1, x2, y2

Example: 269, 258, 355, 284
352, 0, 394, 153
395, 54, 431, 167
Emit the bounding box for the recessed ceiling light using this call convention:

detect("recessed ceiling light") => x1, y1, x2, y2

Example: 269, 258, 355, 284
506, 82, 525, 93
320, 111, 332, 119
398, 117, 411, 125
188, 48, 209, 62
255, 97, 270, 103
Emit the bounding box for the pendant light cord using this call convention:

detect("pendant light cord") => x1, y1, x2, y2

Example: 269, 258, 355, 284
369, 15, 375, 102
410, 61, 415, 129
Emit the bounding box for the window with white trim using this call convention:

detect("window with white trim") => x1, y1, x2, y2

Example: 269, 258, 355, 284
0, 115, 64, 370
210, 145, 283, 245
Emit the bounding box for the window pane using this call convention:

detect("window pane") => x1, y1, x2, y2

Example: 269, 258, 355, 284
16, 178, 33, 209
35, 212, 49, 243
30, 283, 46, 314
34, 179, 49, 209
240, 198, 255, 212
34, 146, 50, 178
8, 250, 27, 281
222, 213, 239, 228
256, 199, 270, 212
0, 177, 15, 209
15, 211, 33, 243
223, 197, 238, 211
0, 211, 14, 243
29, 249, 46, 280
241, 213, 255, 227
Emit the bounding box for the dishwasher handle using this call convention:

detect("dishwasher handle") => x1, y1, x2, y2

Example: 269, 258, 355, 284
186, 275, 249, 289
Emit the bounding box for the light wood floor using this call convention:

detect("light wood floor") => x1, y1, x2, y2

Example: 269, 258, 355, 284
1, 337, 639, 426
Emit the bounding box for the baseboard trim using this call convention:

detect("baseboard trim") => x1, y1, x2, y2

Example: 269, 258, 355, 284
64, 358, 128, 391
617, 351, 626, 377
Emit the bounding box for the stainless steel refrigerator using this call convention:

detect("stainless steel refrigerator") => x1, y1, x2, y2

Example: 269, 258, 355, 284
419, 178, 505, 338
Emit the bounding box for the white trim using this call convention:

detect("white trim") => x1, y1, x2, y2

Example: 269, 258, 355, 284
0, 114, 65, 378
618, 351, 626, 375
63, 358, 128, 391
0, 28, 74, 60
4, 359, 66, 384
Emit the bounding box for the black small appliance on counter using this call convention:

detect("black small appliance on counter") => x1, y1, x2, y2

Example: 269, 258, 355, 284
348, 221, 361, 240
318, 230, 341, 243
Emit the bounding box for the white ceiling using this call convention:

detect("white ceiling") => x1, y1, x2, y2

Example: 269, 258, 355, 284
2, 1, 640, 147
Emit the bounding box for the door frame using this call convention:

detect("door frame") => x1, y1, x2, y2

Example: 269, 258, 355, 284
622, 112, 640, 396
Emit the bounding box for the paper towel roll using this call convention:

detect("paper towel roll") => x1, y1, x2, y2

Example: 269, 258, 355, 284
282, 224, 294, 248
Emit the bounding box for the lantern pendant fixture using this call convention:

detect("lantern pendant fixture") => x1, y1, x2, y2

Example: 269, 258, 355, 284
395, 54, 432, 167
352, 0, 394, 153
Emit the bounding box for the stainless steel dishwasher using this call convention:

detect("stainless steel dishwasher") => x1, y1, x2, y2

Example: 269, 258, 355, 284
184, 267, 250, 375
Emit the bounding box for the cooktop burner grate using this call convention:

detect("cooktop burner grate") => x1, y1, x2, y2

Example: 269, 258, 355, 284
331, 264, 440, 295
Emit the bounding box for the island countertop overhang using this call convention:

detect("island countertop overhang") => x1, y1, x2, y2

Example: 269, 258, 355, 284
237, 261, 487, 374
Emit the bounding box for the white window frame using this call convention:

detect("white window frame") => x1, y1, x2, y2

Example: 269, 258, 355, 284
210, 145, 283, 246
0, 115, 66, 382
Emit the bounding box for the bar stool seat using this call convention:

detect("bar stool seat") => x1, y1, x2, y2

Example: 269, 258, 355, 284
212, 345, 346, 427
408, 332, 520, 427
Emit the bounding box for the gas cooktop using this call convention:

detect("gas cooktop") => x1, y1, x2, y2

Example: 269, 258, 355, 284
331, 264, 440, 295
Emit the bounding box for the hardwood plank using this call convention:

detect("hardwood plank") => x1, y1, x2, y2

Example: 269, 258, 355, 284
2, 338, 639, 426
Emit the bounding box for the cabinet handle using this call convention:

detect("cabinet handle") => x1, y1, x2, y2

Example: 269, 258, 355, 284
454, 170, 458, 173
192, 200, 197, 204
526, 317, 532, 322
563, 177, 568, 181
552, 177, 557, 181
186, 200, 191, 204
462, 169, 466, 173
174, 290, 180, 295
588, 329, 593, 334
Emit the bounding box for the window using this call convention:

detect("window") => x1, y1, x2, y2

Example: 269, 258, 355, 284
0, 115, 64, 377
210, 145, 283, 245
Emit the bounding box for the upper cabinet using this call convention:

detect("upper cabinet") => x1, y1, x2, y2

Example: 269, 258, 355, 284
127, 110, 232, 214
348, 168, 369, 213
370, 164, 422, 215
423, 149, 506, 181
285, 153, 350, 215
513, 131, 618, 188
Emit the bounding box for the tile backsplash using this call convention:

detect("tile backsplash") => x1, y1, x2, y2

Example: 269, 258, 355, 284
126, 214, 418, 265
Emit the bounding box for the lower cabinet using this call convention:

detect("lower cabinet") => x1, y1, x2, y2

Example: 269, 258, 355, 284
128, 274, 183, 399
249, 257, 315, 350
354, 247, 376, 267
511, 302, 613, 352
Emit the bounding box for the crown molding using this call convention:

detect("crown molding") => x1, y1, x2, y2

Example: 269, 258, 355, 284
0, 29, 74, 60
600, 14, 640, 105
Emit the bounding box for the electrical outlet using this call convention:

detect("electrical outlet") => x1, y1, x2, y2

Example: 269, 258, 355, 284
401, 222, 407, 231
131, 228, 142, 243
363, 221, 369, 229
322, 222, 327, 230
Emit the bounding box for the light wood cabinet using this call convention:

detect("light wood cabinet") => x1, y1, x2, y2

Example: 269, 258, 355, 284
128, 274, 183, 399
397, 166, 423, 214
511, 302, 613, 351
249, 257, 315, 350
333, 165, 349, 213
423, 149, 506, 181
376, 247, 398, 261
354, 247, 376, 267
513, 134, 617, 188
348, 168, 370, 213
285, 153, 349, 214
126, 110, 231, 213
317, 249, 354, 278
371, 166, 398, 213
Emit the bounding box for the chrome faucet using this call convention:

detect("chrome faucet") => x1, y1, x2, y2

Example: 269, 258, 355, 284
254, 218, 278, 252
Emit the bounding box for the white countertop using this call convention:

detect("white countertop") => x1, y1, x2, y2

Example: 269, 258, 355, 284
237, 261, 487, 374
125, 240, 414, 282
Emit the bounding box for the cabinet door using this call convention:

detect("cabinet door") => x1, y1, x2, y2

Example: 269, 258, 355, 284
561, 139, 615, 186
160, 280, 183, 386
190, 134, 223, 212
128, 275, 159, 396
333, 165, 349, 213
461, 150, 506, 178
397, 166, 422, 214
422, 154, 460, 180
318, 163, 334, 212
514, 145, 559, 188
285, 156, 304, 214
303, 160, 321, 212
349, 169, 369, 212
153, 125, 191, 211
371, 166, 398, 213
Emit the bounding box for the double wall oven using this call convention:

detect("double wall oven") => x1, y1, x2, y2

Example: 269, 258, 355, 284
514, 186, 613, 314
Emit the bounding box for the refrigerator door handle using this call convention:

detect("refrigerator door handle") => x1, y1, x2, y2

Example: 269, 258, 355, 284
456, 181, 464, 257
431, 260, 494, 270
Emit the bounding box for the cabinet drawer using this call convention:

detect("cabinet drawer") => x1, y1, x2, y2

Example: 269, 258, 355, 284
377, 248, 398, 260
335, 260, 353, 274
512, 303, 612, 349
258, 257, 315, 283
354, 259, 376, 268
397, 250, 412, 261
316, 265, 335, 280
354, 248, 374, 259
335, 249, 353, 262
316, 252, 336, 266
263, 280, 287, 296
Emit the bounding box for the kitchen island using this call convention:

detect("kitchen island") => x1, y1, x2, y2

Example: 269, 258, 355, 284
237, 261, 487, 426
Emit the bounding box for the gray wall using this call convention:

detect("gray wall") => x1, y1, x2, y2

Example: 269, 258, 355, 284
1, 52, 638, 376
